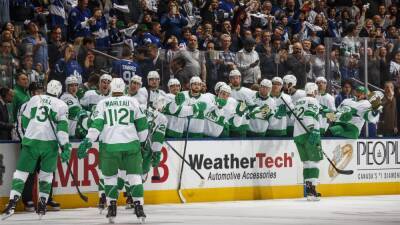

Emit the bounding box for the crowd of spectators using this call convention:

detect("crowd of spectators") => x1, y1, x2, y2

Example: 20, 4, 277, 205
0, 0, 399, 138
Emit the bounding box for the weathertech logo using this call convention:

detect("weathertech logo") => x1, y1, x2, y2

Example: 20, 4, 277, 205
189, 153, 293, 170
0, 153, 5, 185
328, 144, 353, 178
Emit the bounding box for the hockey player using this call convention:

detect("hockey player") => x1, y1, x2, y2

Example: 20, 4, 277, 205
293, 82, 323, 201
229, 69, 256, 107
143, 71, 168, 108
111, 46, 141, 84
168, 78, 181, 95
214, 81, 227, 95
127, 75, 147, 105
77, 78, 150, 223
79, 73, 112, 212
315, 77, 336, 135
283, 74, 306, 103
283, 74, 306, 136
176, 76, 209, 138
2, 80, 71, 219
203, 84, 232, 137
80, 74, 112, 112
267, 77, 293, 137
60, 76, 82, 138
329, 86, 382, 139
248, 79, 276, 137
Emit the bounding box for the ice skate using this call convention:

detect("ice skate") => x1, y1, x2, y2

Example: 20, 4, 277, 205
24, 201, 35, 212
36, 197, 47, 219
133, 201, 146, 223
98, 193, 107, 214
305, 181, 321, 201
106, 200, 117, 224
47, 199, 61, 211
1, 195, 19, 220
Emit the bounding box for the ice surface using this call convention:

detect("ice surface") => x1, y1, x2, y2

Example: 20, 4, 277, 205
2, 195, 400, 225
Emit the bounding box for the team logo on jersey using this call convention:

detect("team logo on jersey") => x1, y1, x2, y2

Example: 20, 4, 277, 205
0, 153, 5, 185
328, 144, 353, 178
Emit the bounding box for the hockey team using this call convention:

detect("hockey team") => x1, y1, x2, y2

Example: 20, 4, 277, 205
1, 69, 383, 222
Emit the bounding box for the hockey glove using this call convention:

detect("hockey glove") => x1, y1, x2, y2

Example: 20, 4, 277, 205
175, 92, 185, 105
60, 143, 72, 163
151, 151, 162, 167
275, 104, 286, 118
235, 101, 247, 116
216, 98, 227, 107
308, 130, 321, 146
193, 102, 206, 115
338, 111, 352, 122
77, 138, 92, 159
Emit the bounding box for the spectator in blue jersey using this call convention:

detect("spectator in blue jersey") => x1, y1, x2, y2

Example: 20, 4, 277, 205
68, 0, 93, 42
148, 22, 163, 48
111, 45, 141, 84
90, 7, 110, 49
22, 21, 49, 73
54, 44, 83, 88
49, 0, 67, 32
132, 24, 154, 49
160, 1, 188, 40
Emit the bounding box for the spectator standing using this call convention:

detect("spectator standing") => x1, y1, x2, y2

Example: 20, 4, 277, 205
310, 44, 326, 79
217, 34, 236, 83
235, 37, 261, 87
378, 81, 398, 136
160, 1, 188, 40
49, 0, 67, 32
285, 42, 310, 88
48, 26, 66, 72
12, 72, 30, 122
90, 7, 110, 49
22, 21, 49, 73
0, 41, 17, 88
0, 87, 13, 140
68, 0, 93, 42
54, 44, 84, 87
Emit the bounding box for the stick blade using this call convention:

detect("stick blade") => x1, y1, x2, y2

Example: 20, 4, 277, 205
178, 189, 186, 203
336, 169, 354, 175
79, 193, 89, 202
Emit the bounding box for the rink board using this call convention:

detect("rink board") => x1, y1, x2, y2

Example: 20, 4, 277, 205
0, 138, 399, 209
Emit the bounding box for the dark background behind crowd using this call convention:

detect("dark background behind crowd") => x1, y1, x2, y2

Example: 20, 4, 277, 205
0, 0, 399, 139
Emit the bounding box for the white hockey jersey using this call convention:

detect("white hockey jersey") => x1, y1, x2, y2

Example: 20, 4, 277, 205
60, 92, 82, 137
80, 90, 110, 112
86, 96, 148, 152
316, 93, 336, 133
21, 95, 69, 147
267, 93, 293, 136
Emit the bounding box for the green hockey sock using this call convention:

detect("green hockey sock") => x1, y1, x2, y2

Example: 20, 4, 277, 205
105, 185, 119, 200
11, 178, 25, 195
130, 184, 144, 198
117, 177, 124, 191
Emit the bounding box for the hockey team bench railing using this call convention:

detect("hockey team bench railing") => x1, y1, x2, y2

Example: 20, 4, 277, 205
1, 138, 399, 209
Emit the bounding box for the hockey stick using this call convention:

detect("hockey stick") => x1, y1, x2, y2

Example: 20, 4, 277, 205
177, 117, 191, 203
165, 141, 205, 181
280, 96, 354, 175
41, 96, 89, 202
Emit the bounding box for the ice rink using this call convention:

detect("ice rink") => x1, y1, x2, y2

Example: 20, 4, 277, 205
2, 195, 400, 225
